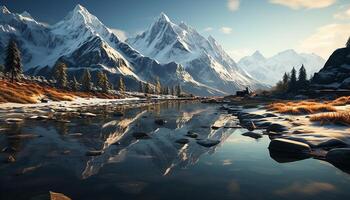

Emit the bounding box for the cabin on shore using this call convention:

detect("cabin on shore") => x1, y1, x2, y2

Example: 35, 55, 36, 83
236, 87, 251, 97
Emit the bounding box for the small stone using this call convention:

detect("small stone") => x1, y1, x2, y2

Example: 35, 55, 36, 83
132, 132, 150, 139
86, 150, 103, 156
267, 123, 288, 133
242, 131, 262, 139
186, 131, 198, 138
80, 113, 97, 117
197, 139, 220, 147
6, 155, 15, 163
68, 133, 83, 137
5, 118, 23, 123
154, 119, 166, 125
175, 138, 189, 144
268, 138, 311, 153
211, 126, 221, 130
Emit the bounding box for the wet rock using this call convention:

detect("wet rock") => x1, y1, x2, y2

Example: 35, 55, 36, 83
68, 133, 83, 137
211, 126, 221, 130
86, 150, 103, 156
175, 138, 189, 144
267, 123, 288, 133
113, 112, 124, 117
1, 146, 16, 153
186, 131, 198, 138
318, 139, 348, 150
264, 113, 278, 118
8, 134, 41, 140
6, 155, 16, 163
132, 132, 150, 139
242, 131, 262, 139
326, 148, 350, 167
269, 149, 311, 163
154, 119, 167, 125
49, 191, 72, 200
80, 112, 97, 117
255, 121, 271, 128
5, 118, 23, 123
268, 138, 311, 153
245, 121, 256, 131
292, 130, 314, 134
61, 150, 71, 155
56, 119, 70, 123
197, 139, 220, 147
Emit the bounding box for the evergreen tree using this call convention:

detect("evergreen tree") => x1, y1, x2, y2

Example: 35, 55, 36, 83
4, 39, 22, 82
139, 81, 144, 93
145, 82, 150, 94
53, 62, 68, 89
288, 67, 297, 93
297, 65, 308, 90
117, 77, 126, 92
71, 76, 80, 91
346, 36, 350, 48
81, 69, 92, 92
282, 72, 290, 92
0, 64, 4, 72
97, 71, 111, 93
176, 84, 182, 96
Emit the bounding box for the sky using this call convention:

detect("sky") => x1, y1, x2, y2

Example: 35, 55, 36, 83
1, 0, 350, 60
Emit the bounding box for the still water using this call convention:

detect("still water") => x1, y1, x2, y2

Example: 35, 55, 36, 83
0, 101, 349, 200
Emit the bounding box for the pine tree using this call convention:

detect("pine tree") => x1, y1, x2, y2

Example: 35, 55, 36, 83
346, 36, 350, 48
71, 76, 80, 91
297, 65, 308, 90
282, 72, 290, 92
288, 67, 297, 93
81, 69, 92, 92
176, 84, 182, 96
145, 82, 150, 94
4, 39, 22, 82
97, 71, 111, 93
118, 77, 126, 92
139, 81, 144, 93
53, 62, 68, 89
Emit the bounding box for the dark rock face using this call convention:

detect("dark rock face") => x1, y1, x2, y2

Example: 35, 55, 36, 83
312, 47, 350, 89
326, 148, 350, 167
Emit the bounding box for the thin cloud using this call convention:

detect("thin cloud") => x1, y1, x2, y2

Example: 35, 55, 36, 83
203, 27, 214, 32
334, 7, 350, 19
220, 27, 233, 34
110, 28, 128, 41
298, 23, 350, 58
228, 0, 240, 11
269, 0, 336, 9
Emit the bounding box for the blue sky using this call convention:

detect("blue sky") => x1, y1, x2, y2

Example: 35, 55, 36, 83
1, 0, 350, 60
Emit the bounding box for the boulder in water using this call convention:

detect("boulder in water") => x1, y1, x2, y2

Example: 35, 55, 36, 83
197, 139, 220, 147
242, 131, 262, 139
268, 138, 311, 153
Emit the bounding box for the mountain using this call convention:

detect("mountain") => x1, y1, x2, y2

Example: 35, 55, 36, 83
238, 50, 325, 85
0, 5, 223, 96
127, 13, 266, 94
312, 47, 350, 89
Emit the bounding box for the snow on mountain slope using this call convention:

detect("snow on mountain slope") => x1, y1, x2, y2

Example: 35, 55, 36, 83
238, 50, 325, 85
127, 13, 266, 94
0, 5, 224, 96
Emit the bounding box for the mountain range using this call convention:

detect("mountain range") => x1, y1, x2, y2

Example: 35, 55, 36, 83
0, 5, 268, 96
238, 50, 325, 85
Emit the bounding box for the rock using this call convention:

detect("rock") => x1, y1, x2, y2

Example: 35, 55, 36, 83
132, 132, 150, 139
242, 131, 262, 139
269, 149, 311, 163
211, 126, 221, 130
56, 119, 70, 123
1, 146, 16, 153
113, 112, 124, 117
245, 121, 256, 131
317, 139, 348, 150
61, 150, 71, 155
154, 119, 166, 125
6, 155, 16, 163
186, 131, 198, 138
197, 139, 220, 147
264, 113, 278, 118
49, 191, 72, 200
291, 122, 304, 127
292, 130, 314, 134
68, 133, 83, 137
268, 138, 311, 153
8, 134, 41, 139
255, 121, 271, 128
86, 150, 103, 156
175, 138, 189, 144
267, 123, 288, 133
80, 113, 97, 117
326, 148, 350, 166
5, 118, 23, 123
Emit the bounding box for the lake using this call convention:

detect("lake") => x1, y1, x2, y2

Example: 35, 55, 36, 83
0, 101, 349, 200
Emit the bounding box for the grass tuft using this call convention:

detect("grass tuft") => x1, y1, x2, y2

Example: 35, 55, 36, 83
310, 111, 350, 126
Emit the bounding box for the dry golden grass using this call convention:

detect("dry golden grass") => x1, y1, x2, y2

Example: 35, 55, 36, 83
267, 101, 337, 115
0, 79, 120, 104
310, 111, 350, 125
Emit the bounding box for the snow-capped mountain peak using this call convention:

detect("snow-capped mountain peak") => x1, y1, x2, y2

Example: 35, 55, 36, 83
0, 5, 10, 14
158, 12, 171, 23
252, 50, 265, 60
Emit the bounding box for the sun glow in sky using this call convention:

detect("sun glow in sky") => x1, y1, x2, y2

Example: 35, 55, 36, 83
2, 0, 350, 60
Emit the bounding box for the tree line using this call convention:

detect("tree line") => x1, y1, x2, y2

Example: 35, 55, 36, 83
0, 38, 182, 96
274, 65, 310, 94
